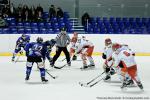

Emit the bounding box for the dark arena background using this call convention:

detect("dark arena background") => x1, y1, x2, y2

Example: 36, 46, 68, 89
0, 0, 150, 100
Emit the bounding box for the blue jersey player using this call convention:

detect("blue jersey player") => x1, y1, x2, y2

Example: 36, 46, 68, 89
12, 34, 30, 61
25, 37, 48, 83
44, 39, 56, 63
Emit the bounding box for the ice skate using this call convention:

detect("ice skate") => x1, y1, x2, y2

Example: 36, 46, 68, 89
41, 77, 48, 83
103, 75, 111, 82
137, 82, 143, 90
121, 82, 127, 90
72, 55, 77, 60
87, 64, 95, 69
126, 79, 134, 87
25, 75, 29, 82
80, 65, 88, 70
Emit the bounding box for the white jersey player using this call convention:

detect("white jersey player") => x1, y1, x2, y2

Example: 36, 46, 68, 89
112, 43, 143, 90
102, 39, 134, 86
76, 36, 95, 69
70, 32, 78, 60
102, 38, 115, 81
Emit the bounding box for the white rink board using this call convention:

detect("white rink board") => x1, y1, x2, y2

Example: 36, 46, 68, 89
0, 34, 150, 53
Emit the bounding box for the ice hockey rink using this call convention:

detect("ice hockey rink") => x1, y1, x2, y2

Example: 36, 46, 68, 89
0, 56, 150, 100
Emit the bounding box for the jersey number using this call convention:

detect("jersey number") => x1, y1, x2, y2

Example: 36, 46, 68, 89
33, 44, 43, 51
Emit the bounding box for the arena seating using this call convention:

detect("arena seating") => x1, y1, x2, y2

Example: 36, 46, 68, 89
1, 13, 150, 34
0, 11, 73, 34
84, 17, 150, 34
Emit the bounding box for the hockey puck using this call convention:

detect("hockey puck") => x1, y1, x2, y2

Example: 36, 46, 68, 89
79, 82, 83, 86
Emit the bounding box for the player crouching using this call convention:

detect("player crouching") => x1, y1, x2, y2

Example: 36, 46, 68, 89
76, 37, 95, 69
25, 37, 48, 83
12, 34, 30, 61
112, 43, 143, 90
70, 32, 78, 60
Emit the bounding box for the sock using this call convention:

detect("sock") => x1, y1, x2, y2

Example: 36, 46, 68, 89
26, 67, 32, 76
39, 68, 45, 77
87, 56, 94, 65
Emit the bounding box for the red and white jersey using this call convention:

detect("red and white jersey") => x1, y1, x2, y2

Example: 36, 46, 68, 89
104, 44, 113, 59
70, 36, 78, 49
76, 40, 94, 54
113, 49, 136, 68
103, 44, 113, 67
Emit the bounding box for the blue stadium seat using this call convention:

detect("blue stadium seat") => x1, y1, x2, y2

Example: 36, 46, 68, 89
99, 28, 106, 34
50, 17, 57, 23
93, 27, 99, 33
17, 22, 23, 27
32, 28, 39, 34
107, 28, 114, 34
103, 17, 108, 22
59, 22, 65, 29
64, 12, 69, 19
9, 22, 16, 27
47, 28, 53, 34
3, 28, 10, 34
39, 28, 47, 34
31, 22, 38, 28
0, 28, 2, 34
38, 22, 45, 28
129, 17, 134, 22
135, 28, 144, 34
96, 17, 101, 22
10, 28, 17, 34
116, 17, 122, 22
43, 12, 49, 19
58, 18, 64, 23
109, 17, 115, 22
24, 22, 30, 28
52, 23, 59, 29
25, 28, 32, 34
53, 28, 60, 33
45, 22, 52, 28
18, 28, 24, 34
122, 17, 128, 22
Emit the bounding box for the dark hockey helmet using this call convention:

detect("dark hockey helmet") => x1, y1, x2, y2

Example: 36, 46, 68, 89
50, 39, 56, 46
21, 34, 26, 40
50, 39, 56, 44
105, 38, 112, 46
36, 37, 43, 43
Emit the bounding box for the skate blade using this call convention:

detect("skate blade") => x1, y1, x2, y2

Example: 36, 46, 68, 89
103, 79, 111, 82
42, 81, 49, 84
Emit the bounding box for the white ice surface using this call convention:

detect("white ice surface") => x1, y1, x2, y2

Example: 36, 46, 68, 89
0, 56, 150, 100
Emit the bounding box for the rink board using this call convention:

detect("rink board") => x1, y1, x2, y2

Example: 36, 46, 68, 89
0, 34, 150, 56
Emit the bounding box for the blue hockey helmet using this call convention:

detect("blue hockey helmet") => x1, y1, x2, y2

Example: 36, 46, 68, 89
36, 37, 43, 43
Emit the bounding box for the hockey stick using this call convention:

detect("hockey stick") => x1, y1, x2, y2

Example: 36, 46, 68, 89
53, 63, 68, 69
52, 59, 73, 69
15, 56, 20, 63
61, 58, 66, 62
79, 71, 105, 86
45, 69, 58, 79
89, 78, 104, 87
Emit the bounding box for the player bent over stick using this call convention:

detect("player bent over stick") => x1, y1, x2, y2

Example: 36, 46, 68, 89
102, 38, 135, 86
12, 34, 30, 61
76, 36, 95, 69
111, 43, 143, 90
70, 32, 78, 60
25, 37, 48, 83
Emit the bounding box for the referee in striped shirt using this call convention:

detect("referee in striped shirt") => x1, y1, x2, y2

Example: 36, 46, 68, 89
50, 28, 71, 67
